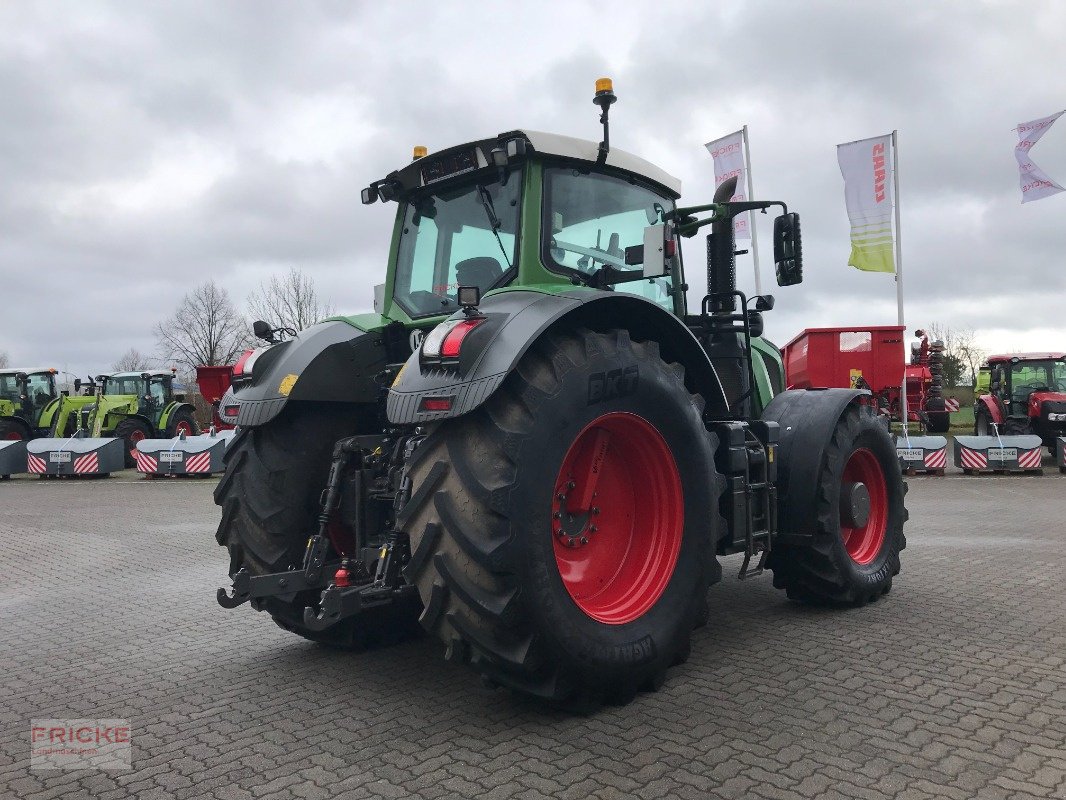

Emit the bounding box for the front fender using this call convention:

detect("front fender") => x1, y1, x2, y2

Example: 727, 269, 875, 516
387, 289, 727, 425
976, 394, 1003, 424
761, 388, 875, 538
231, 320, 392, 427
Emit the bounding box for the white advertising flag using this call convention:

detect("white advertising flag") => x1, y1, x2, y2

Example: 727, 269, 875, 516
1015, 111, 1065, 203
837, 134, 895, 273
705, 131, 750, 240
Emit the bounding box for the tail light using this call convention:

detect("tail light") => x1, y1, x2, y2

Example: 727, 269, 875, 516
232, 347, 270, 381
421, 318, 484, 365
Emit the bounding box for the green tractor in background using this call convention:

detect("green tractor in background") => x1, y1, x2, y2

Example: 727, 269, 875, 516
0, 367, 97, 441
84, 370, 199, 466
215, 79, 906, 706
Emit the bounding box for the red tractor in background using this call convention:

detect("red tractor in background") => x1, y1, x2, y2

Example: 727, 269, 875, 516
783, 326, 951, 433
974, 352, 1066, 448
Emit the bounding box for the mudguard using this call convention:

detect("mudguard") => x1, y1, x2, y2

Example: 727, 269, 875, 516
229, 320, 391, 427
976, 394, 1003, 424
387, 288, 728, 425
761, 388, 872, 538
158, 402, 197, 432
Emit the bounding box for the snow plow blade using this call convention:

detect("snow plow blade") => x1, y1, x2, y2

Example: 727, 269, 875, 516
895, 435, 947, 474
0, 440, 28, 478
134, 429, 236, 476
953, 434, 1044, 473
27, 433, 124, 476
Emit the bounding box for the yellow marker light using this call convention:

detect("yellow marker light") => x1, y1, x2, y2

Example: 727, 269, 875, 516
595, 77, 613, 93
413, 145, 428, 159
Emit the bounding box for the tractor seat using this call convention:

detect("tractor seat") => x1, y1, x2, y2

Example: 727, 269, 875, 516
455, 257, 504, 294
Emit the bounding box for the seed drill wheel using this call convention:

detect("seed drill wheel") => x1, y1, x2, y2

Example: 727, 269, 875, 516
768, 405, 906, 604
214, 404, 422, 649
402, 329, 722, 706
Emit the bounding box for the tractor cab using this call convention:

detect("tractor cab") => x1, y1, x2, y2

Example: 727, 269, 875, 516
0, 368, 59, 437
977, 353, 1066, 446
101, 371, 177, 426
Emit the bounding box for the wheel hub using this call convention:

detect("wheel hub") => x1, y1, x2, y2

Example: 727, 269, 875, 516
839, 482, 871, 528
553, 485, 599, 548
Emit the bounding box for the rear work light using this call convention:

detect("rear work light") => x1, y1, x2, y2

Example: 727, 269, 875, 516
421, 318, 484, 364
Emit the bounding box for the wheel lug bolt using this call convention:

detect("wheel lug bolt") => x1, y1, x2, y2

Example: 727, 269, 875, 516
553, 511, 561, 519
590, 526, 598, 533
579, 536, 588, 545
557, 493, 567, 501
567, 481, 575, 489
568, 537, 577, 547
592, 507, 600, 515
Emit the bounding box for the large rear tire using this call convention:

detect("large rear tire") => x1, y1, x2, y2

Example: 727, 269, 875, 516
768, 405, 906, 604
401, 329, 722, 705
166, 409, 200, 438
214, 403, 421, 648
0, 419, 30, 441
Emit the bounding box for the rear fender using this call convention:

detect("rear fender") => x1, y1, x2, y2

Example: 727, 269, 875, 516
230, 320, 398, 427
761, 388, 879, 538
159, 402, 197, 432
387, 289, 728, 425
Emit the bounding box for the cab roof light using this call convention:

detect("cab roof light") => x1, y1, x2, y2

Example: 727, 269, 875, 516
413, 145, 428, 159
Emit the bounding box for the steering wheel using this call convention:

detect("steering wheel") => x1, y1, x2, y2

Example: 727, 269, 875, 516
552, 239, 628, 271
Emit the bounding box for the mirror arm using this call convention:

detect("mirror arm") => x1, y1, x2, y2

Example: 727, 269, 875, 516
673, 200, 788, 238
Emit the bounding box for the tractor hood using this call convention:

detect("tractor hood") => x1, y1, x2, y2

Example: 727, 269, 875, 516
1032, 391, 1066, 417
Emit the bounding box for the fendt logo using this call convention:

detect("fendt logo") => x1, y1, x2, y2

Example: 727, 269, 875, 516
587, 365, 639, 405
872, 142, 887, 203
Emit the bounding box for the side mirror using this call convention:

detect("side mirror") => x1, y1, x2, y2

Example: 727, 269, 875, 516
15, 371, 28, 382
361, 186, 378, 205
754, 294, 775, 311
773, 212, 803, 286
74, 379, 82, 392
140, 372, 151, 380
642, 224, 667, 278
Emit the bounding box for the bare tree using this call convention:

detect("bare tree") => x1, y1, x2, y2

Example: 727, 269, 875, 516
112, 348, 152, 372
247, 267, 335, 333
0, 350, 9, 368
155, 280, 252, 372
927, 323, 983, 387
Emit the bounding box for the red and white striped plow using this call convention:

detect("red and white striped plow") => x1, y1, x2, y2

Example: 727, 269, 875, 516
954, 434, 1044, 474
134, 429, 235, 477
895, 435, 947, 475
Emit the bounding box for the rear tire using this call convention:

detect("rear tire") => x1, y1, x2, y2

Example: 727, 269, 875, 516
769, 405, 906, 605
114, 418, 152, 469
213, 403, 421, 648
402, 329, 722, 705
166, 409, 200, 437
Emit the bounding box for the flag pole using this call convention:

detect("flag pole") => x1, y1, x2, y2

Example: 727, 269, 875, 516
742, 125, 763, 296
892, 129, 908, 431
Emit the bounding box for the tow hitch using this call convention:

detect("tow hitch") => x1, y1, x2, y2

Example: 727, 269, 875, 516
216, 433, 418, 629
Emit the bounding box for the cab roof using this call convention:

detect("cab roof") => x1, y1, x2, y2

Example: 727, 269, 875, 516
515, 130, 682, 196
0, 367, 55, 376
986, 352, 1066, 363
106, 370, 174, 379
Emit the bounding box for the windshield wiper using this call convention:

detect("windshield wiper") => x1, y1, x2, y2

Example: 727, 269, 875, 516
476, 185, 512, 270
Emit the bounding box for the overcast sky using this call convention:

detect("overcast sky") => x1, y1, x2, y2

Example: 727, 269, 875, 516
3, 1, 1066, 375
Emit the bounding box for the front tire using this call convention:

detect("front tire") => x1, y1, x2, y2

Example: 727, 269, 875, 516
114, 418, 152, 469
402, 329, 721, 705
769, 405, 907, 605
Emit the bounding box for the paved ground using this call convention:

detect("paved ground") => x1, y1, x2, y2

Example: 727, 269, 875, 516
1, 470, 1064, 800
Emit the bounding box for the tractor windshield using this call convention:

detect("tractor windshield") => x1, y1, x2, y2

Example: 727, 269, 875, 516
1010, 360, 1066, 395
543, 167, 678, 311
104, 376, 146, 396
393, 173, 522, 319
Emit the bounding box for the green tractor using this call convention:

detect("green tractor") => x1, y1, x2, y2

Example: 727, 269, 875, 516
84, 370, 199, 466
0, 367, 97, 441
215, 80, 906, 705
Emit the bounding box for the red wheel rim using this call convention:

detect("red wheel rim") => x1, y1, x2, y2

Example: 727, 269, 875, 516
128, 428, 146, 458
3, 431, 22, 441
552, 412, 683, 625
840, 447, 888, 565
175, 421, 192, 435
